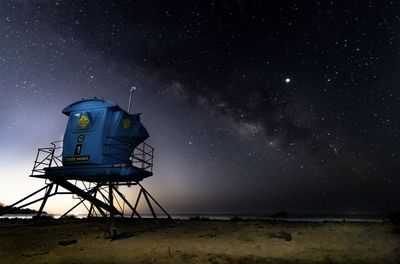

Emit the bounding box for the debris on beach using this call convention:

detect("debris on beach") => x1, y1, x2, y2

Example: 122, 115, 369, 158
58, 239, 77, 246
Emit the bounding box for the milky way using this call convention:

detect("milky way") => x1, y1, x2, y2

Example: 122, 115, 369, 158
0, 1, 399, 214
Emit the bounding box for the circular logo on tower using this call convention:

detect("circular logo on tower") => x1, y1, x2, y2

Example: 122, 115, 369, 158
77, 135, 85, 142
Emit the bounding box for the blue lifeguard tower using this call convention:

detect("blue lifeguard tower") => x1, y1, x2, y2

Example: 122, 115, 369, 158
42, 98, 152, 182
0, 97, 171, 225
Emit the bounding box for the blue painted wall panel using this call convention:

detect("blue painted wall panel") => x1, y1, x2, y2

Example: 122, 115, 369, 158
61, 98, 149, 166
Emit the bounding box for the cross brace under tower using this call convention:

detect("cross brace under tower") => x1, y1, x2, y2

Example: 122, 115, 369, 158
0, 179, 172, 222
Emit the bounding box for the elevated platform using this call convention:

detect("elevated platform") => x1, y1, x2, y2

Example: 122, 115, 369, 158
33, 164, 152, 182
30, 140, 154, 183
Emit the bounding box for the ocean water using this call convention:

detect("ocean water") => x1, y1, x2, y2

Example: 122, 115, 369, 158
0, 213, 385, 222
170, 213, 385, 222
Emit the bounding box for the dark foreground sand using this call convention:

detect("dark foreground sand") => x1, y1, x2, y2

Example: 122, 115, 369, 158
0, 218, 399, 264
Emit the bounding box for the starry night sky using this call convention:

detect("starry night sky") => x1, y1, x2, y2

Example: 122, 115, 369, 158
0, 1, 399, 214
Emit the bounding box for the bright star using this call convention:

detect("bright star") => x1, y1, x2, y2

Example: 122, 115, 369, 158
285, 78, 291, 83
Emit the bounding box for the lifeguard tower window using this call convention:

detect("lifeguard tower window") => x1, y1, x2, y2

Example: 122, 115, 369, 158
70, 110, 104, 131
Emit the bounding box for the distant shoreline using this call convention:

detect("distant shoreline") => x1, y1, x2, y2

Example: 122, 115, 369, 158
0, 213, 386, 222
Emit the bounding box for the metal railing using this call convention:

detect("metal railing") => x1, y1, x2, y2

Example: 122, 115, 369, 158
131, 142, 154, 172
30, 140, 63, 177
103, 136, 154, 172
103, 136, 135, 163
30, 140, 154, 175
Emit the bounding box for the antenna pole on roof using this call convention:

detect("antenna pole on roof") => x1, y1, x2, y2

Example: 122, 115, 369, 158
128, 86, 136, 114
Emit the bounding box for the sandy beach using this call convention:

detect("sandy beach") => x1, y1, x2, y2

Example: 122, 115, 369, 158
0, 218, 399, 263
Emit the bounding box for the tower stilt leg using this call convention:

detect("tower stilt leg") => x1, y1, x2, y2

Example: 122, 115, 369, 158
139, 183, 172, 220
132, 188, 143, 218
142, 189, 157, 219
88, 189, 98, 218
109, 182, 115, 237
36, 183, 54, 217
0, 185, 49, 216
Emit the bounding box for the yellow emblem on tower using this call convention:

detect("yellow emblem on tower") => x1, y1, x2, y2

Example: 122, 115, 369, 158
122, 117, 131, 129
78, 113, 90, 129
